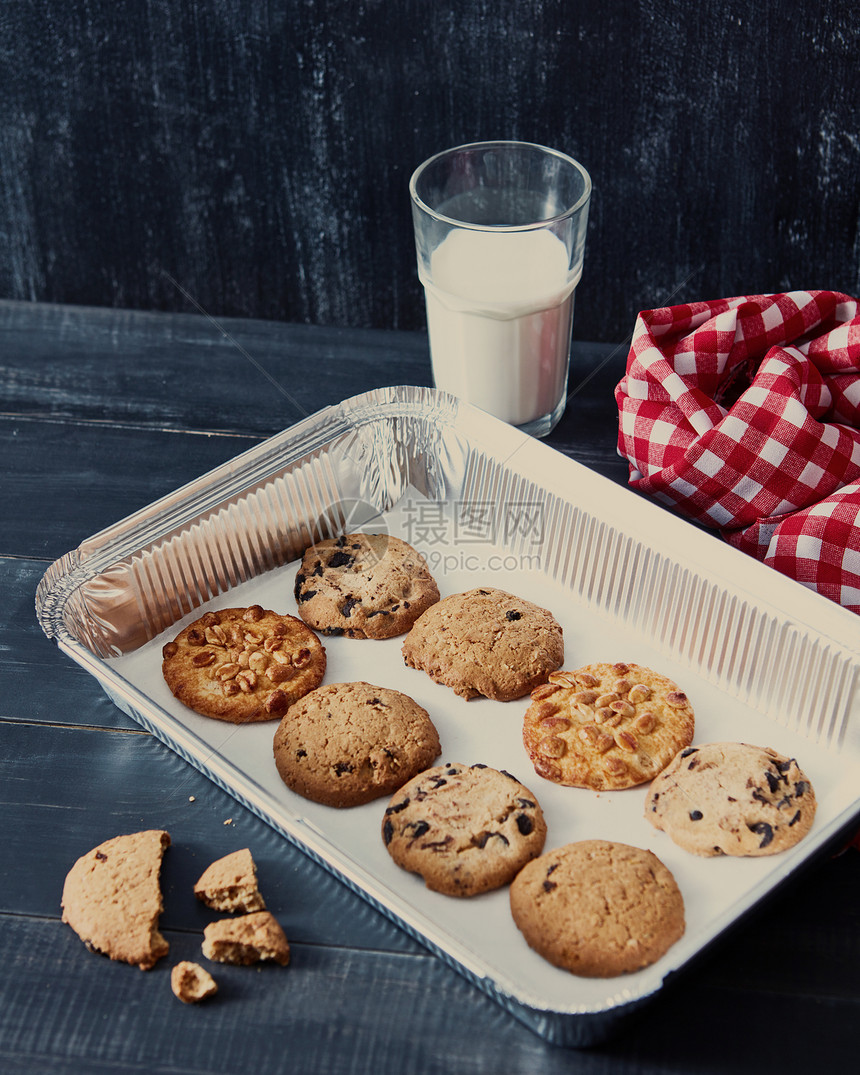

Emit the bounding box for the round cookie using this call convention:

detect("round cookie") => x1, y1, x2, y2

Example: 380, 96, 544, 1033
522, 662, 695, 790
273, 681, 441, 807
294, 533, 440, 639
162, 605, 326, 723
645, 741, 817, 856
402, 588, 564, 701
509, 840, 685, 978
382, 762, 547, 897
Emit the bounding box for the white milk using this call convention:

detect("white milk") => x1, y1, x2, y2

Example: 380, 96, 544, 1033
420, 228, 578, 428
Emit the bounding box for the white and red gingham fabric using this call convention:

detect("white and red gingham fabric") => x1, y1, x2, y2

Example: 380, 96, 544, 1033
615, 291, 860, 612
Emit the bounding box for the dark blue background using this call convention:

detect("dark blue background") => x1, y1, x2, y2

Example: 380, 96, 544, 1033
1, 0, 858, 343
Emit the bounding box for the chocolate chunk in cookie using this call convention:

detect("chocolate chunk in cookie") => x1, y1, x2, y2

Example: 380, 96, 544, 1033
522, 662, 695, 790
382, 762, 547, 896
645, 741, 816, 856
61, 830, 171, 970
273, 682, 441, 807
402, 588, 564, 701
162, 605, 326, 723
294, 533, 439, 639
510, 840, 685, 977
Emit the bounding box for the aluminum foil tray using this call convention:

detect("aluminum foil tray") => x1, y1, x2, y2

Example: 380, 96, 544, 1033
36, 385, 860, 1046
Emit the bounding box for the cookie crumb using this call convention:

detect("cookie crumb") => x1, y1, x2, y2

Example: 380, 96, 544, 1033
61, 830, 171, 971
171, 961, 218, 1003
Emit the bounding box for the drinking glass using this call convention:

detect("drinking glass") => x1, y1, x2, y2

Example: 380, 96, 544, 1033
410, 141, 591, 437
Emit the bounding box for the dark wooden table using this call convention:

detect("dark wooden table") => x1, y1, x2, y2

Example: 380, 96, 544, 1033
3, 299, 859, 1073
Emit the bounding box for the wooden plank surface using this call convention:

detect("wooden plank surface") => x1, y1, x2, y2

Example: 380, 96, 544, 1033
3, 300, 859, 1072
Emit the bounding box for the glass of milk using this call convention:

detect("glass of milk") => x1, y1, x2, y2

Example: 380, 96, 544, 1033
409, 141, 591, 437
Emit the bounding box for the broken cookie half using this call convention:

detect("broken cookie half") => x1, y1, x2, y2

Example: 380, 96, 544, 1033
61, 830, 171, 970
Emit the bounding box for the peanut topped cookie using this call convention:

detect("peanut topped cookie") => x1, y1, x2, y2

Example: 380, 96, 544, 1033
381, 763, 547, 897
294, 533, 440, 639
522, 662, 695, 790
162, 605, 326, 723
510, 840, 685, 978
645, 741, 816, 856
402, 588, 564, 701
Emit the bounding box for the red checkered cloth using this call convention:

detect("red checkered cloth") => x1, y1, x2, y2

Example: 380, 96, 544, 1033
615, 291, 860, 612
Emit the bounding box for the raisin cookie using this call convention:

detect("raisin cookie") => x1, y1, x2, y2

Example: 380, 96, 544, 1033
522, 662, 695, 790
510, 840, 685, 978
61, 830, 171, 970
382, 763, 547, 897
402, 588, 564, 701
645, 741, 816, 856
273, 681, 441, 808
162, 605, 326, 723
294, 533, 439, 638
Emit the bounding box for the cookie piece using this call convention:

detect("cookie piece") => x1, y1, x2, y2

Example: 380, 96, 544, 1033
522, 662, 695, 790
202, 911, 290, 966
273, 682, 441, 807
294, 533, 439, 638
162, 605, 326, 723
171, 961, 218, 1004
402, 588, 564, 701
382, 763, 547, 897
193, 848, 265, 913
510, 840, 685, 978
645, 741, 817, 856
61, 830, 171, 970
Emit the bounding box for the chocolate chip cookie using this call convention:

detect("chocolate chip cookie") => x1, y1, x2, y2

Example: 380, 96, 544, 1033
509, 840, 685, 977
273, 681, 441, 807
645, 741, 817, 856
381, 763, 547, 897
162, 605, 326, 723
61, 830, 171, 970
402, 587, 564, 701
522, 662, 695, 790
294, 533, 439, 638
